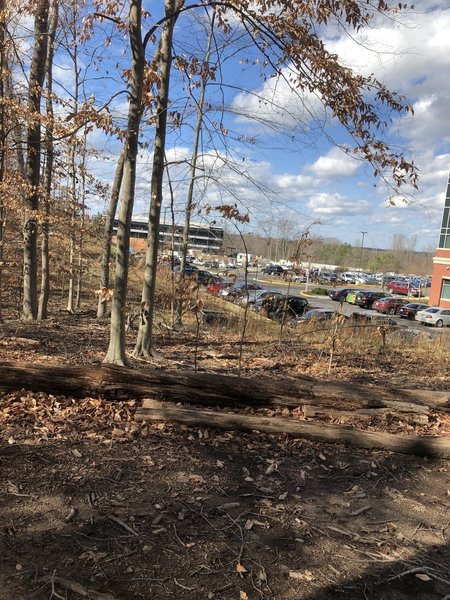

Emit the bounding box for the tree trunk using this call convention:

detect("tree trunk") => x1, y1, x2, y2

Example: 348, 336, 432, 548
38, 0, 58, 320
75, 138, 86, 310
135, 405, 450, 459
23, 0, 50, 320
134, 0, 178, 358
66, 200, 76, 313
0, 362, 447, 412
175, 12, 215, 325
66, 3, 79, 315
103, 0, 144, 365
0, 0, 6, 324
97, 148, 125, 319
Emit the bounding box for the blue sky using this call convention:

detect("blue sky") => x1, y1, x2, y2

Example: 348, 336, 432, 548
69, 1, 450, 252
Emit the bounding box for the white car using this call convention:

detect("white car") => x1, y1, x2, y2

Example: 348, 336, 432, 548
340, 272, 356, 284
415, 307, 450, 328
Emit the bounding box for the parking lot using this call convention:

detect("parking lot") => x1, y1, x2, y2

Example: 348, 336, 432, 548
240, 273, 439, 332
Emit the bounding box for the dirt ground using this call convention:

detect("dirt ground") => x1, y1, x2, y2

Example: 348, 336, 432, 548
1, 313, 449, 600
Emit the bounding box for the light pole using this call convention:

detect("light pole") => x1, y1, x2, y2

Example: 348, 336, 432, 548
358, 231, 367, 272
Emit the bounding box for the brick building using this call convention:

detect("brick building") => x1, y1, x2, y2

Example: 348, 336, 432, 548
429, 175, 450, 307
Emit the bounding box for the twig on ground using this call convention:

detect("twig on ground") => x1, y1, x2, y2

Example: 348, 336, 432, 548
173, 577, 196, 591
107, 514, 139, 537
172, 524, 186, 547
45, 574, 119, 600
64, 507, 76, 523
388, 566, 450, 587
49, 570, 66, 600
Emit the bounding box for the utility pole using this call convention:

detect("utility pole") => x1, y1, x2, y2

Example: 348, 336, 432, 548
358, 231, 367, 272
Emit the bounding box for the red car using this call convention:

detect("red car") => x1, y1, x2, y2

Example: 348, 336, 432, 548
372, 297, 408, 314
386, 281, 422, 297
206, 279, 230, 295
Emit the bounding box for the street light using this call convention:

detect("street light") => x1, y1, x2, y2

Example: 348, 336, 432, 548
358, 231, 367, 272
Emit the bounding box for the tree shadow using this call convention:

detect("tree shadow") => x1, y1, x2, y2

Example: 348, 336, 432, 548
0, 425, 449, 600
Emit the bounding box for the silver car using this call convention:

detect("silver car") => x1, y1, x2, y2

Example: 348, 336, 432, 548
415, 307, 450, 327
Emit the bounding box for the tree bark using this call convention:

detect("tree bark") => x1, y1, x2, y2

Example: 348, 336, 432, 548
0, 0, 6, 324
75, 130, 86, 310
103, 0, 144, 365
38, 0, 58, 320
66, 2, 80, 315
0, 362, 448, 412
97, 148, 125, 319
134, 0, 179, 358
175, 11, 215, 325
134, 405, 450, 459
23, 0, 50, 320
301, 405, 430, 426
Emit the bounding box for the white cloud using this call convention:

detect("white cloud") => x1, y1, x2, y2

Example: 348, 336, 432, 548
307, 193, 371, 216
231, 66, 326, 136
307, 148, 360, 179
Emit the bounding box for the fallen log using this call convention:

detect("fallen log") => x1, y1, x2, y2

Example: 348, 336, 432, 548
0, 362, 448, 412
135, 406, 450, 459
302, 405, 430, 426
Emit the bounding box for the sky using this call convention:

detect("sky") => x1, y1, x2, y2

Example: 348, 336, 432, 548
50, 1, 450, 253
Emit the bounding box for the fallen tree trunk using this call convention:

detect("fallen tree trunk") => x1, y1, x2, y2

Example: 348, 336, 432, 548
0, 362, 448, 412
302, 405, 430, 426
135, 405, 450, 459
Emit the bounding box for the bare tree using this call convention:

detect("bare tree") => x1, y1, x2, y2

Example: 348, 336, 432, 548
105, 0, 417, 363
0, 0, 6, 323
38, 0, 58, 320
133, 0, 180, 358
175, 10, 215, 325
103, 0, 145, 365
23, 0, 50, 320
96, 148, 125, 319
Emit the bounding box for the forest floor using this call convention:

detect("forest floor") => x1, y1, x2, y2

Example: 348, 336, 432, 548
0, 311, 450, 600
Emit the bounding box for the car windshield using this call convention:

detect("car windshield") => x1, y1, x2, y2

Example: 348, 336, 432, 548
425, 308, 439, 313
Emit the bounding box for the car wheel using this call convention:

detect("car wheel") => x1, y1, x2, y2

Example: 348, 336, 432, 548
388, 308, 395, 315
435, 319, 444, 328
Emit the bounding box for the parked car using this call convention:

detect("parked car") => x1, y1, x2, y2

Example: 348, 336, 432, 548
386, 281, 422, 297
262, 264, 285, 276
319, 272, 338, 283
260, 295, 309, 321
355, 290, 387, 309
328, 288, 352, 302
362, 275, 378, 285
338, 272, 356, 284
415, 307, 450, 327
345, 290, 360, 304
296, 308, 335, 323
291, 272, 307, 283
397, 302, 427, 320
372, 297, 408, 314
206, 279, 231, 295
252, 291, 284, 310
240, 289, 281, 307
354, 274, 369, 284
191, 270, 216, 285
203, 260, 219, 269
219, 281, 263, 299
173, 264, 198, 274
349, 312, 397, 329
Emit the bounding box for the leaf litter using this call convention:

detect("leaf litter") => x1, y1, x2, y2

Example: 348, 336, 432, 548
0, 314, 449, 599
